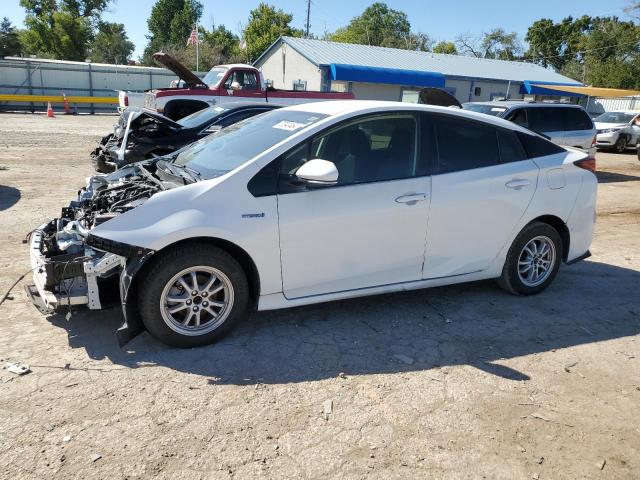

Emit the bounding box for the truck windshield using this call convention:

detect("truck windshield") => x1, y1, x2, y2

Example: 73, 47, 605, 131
202, 67, 228, 86
173, 110, 328, 179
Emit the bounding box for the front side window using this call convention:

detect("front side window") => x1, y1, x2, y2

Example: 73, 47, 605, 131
224, 70, 259, 90
434, 114, 500, 173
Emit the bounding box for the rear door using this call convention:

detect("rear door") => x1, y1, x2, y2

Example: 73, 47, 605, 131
423, 113, 539, 279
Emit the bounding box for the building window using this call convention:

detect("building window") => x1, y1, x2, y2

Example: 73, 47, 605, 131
292, 79, 307, 91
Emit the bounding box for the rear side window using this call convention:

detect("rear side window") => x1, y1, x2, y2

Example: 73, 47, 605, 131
527, 107, 564, 132
498, 129, 528, 163
517, 132, 565, 158
561, 108, 593, 131
434, 115, 500, 173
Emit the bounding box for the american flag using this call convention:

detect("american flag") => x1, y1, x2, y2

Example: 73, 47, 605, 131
186, 25, 199, 46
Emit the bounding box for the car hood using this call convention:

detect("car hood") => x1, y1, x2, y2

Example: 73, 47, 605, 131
153, 52, 207, 88
594, 122, 627, 130
124, 107, 183, 130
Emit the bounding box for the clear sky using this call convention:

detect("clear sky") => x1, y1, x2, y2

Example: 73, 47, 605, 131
1, 0, 633, 59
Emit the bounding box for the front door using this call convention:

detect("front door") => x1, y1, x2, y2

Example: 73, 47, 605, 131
277, 113, 432, 299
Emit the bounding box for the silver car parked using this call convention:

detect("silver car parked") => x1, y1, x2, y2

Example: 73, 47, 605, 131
463, 101, 596, 155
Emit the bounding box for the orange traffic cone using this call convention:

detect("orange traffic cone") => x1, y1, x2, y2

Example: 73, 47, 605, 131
63, 93, 70, 115
46, 101, 55, 118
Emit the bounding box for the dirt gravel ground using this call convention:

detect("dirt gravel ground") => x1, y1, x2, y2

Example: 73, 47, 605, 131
0, 113, 638, 480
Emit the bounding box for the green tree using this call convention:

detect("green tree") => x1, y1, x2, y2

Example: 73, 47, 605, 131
432, 40, 457, 55
202, 24, 240, 61
89, 21, 134, 63
143, 0, 203, 64
525, 16, 591, 70
242, 3, 303, 62
330, 2, 411, 49
18, 0, 111, 60
0, 17, 22, 57
456, 28, 521, 59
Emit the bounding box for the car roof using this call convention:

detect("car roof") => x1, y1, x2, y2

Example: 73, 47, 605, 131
284, 100, 534, 134
596, 110, 640, 115
466, 101, 584, 109
206, 101, 281, 111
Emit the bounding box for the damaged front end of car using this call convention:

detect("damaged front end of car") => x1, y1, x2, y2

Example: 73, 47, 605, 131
25, 163, 173, 345
90, 108, 182, 173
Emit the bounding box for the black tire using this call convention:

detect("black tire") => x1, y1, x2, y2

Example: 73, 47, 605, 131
614, 136, 628, 153
497, 222, 563, 295
138, 243, 249, 347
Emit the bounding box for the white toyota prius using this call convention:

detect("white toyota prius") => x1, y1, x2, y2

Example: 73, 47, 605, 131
27, 101, 597, 347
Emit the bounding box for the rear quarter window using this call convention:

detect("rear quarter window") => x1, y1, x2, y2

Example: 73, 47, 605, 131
516, 132, 565, 158
561, 108, 593, 131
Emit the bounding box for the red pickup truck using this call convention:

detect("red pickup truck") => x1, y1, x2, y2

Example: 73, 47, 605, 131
144, 52, 355, 120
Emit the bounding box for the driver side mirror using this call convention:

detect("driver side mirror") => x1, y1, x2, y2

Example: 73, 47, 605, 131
295, 159, 338, 186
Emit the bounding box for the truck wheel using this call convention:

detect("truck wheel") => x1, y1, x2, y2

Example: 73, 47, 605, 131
138, 244, 249, 347
497, 222, 562, 295
614, 136, 628, 153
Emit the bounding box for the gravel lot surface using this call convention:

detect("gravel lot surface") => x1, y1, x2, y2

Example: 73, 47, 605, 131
0, 113, 638, 479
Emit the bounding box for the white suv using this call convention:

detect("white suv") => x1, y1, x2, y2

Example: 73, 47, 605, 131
27, 101, 597, 347
593, 111, 640, 152
463, 101, 596, 155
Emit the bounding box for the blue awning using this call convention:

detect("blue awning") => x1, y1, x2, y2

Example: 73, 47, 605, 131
520, 80, 585, 97
329, 63, 445, 88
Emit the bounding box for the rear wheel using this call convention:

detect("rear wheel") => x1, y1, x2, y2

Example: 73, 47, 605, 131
138, 244, 249, 347
498, 222, 562, 295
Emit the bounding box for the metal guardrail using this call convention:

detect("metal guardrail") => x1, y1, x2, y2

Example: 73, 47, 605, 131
0, 94, 118, 104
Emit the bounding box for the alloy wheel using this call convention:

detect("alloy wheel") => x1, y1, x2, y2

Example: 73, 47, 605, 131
517, 236, 556, 287
160, 266, 234, 336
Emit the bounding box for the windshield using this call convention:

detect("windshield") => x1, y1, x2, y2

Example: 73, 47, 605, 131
595, 112, 635, 124
174, 109, 328, 179
202, 67, 228, 86
177, 106, 228, 129
463, 104, 507, 116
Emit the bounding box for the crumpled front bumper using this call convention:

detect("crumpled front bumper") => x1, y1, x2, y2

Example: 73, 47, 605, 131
26, 223, 124, 313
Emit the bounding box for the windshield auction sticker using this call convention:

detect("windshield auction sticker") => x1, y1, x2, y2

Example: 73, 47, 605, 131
272, 121, 307, 131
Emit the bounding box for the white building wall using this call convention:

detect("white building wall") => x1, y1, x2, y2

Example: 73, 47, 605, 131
350, 82, 402, 101
256, 44, 322, 91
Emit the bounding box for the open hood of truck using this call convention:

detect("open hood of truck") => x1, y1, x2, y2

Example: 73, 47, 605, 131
153, 52, 207, 88
418, 88, 462, 108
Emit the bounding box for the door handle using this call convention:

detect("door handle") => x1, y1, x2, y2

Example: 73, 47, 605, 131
395, 193, 427, 205
505, 179, 530, 190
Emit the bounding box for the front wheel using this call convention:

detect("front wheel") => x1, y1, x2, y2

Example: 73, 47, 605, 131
614, 136, 628, 153
498, 222, 562, 295
138, 244, 249, 347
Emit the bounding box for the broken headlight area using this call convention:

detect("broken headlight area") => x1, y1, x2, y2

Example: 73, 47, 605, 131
26, 166, 166, 315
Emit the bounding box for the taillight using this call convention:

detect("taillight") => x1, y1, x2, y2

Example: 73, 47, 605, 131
591, 135, 596, 148
123, 95, 129, 107
574, 158, 596, 173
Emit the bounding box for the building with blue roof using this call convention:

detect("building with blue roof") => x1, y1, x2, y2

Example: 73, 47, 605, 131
254, 37, 583, 104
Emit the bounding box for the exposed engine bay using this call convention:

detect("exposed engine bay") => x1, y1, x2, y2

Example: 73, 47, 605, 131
90, 108, 180, 173
25, 161, 189, 334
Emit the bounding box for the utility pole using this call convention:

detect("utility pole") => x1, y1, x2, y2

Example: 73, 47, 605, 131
305, 0, 311, 38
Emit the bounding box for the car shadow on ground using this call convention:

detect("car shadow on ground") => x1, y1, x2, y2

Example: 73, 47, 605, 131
46, 260, 640, 385
0, 186, 21, 211
596, 171, 640, 183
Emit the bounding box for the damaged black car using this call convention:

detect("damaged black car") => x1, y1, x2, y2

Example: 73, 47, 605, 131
90, 102, 281, 173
